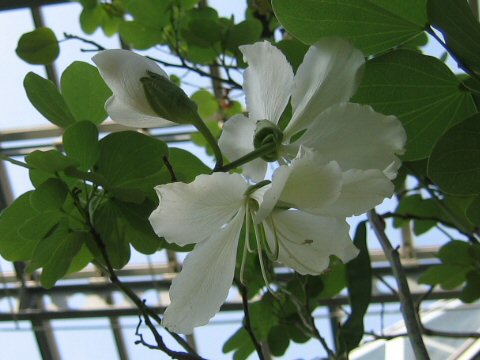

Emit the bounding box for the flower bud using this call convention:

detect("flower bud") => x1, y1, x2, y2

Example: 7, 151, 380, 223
141, 71, 200, 125
253, 120, 284, 162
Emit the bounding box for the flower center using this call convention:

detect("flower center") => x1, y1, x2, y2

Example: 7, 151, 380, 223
253, 120, 284, 162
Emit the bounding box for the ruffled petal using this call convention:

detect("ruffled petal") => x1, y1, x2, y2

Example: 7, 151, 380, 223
264, 210, 358, 275
255, 149, 342, 223
219, 114, 267, 182
149, 173, 247, 246
286, 37, 365, 136
314, 169, 394, 217
240, 41, 294, 124
162, 211, 244, 334
92, 49, 171, 128
295, 103, 406, 178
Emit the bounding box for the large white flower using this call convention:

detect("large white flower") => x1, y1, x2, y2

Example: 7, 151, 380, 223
148, 147, 396, 334
219, 38, 407, 181
92, 49, 172, 128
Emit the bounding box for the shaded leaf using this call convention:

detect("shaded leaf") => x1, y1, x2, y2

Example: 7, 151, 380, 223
428, 114, 480, 195
272, 0, 427, 55
339, 222, 371, 354
63, 121, 100, 170
30, 178, 69, 212
354, 50, 476, 160
16, 27, 59, 64
26, 150, 78, 174
60, 61, 111, 124
0, 192, 39, 261
24, 72, 75, 128
428, 0, 480, 73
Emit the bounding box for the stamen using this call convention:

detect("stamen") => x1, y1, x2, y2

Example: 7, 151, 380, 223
253, 218, 277, 295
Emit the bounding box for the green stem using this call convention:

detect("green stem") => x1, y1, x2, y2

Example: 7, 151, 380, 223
0, 154, 32, 169
192, 117, 224, 171
427, 26, 480, 83
217, 143, 276, 173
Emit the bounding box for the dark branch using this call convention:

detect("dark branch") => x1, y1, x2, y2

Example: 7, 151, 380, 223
368, 210, 430, 360
235, 280, 265, 360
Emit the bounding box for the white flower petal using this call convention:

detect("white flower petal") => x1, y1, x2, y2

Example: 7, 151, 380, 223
286, 37, 365, 136
256, 149, 342, 223
92, 49, 171, 128
149, 173, 247, 246
264, 210, 358, 275
162, 211, 243, 334
240, 41, 294, 124
219, 114, 267, 181
314, 169, 394, 217
296, 103, 406, 177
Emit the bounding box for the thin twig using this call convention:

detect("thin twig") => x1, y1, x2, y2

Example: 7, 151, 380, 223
235, 280, 265, 360
301, 278, 336, 358
367, 210, 430, 360
381, 212, 457, 229
162, 155, 178, 182
70, 189, 201, 359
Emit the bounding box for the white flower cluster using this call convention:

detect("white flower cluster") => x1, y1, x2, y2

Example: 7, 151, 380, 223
93, 38, 406, 334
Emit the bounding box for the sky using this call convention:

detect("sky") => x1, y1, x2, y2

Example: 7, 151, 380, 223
0, 1, 467, 359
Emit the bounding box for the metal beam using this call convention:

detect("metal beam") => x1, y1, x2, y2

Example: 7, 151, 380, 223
0, 0, 68, 11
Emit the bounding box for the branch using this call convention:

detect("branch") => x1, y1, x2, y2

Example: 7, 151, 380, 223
235, 280, 265, 360
69, 189, 201, 359
162, 155, 178, 182
381, 211, 456, 229
367, 210, 430, 360
62, 33, 241, 89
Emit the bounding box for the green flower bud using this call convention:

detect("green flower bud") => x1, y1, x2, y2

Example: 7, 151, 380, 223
141, 71, 200, 125
253, 120, 284, 162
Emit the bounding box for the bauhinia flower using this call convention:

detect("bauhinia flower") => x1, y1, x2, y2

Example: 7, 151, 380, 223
148, 148, 396, 334
92, 49, 224, 167
219, 38, 406, 181
92, 49, 173, 128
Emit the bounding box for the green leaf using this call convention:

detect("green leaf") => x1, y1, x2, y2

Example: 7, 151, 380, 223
420, 264, 471, 289
428, 114, 480, 195
114, 199, 162, 254
466, 194, 480, 225
0, 192, 39, 261
125, 0, 170, 28
318, 256, 347, 300
353, 50, 476, 160
181, 7, 222, 48
272, 0, 427, 55
339, 222, 372, 354
23, 72, 75, 128
223, 328, 255, 360
60, 61, 112, 124
438, 240, 472, 266
16, 27, 59, 64
225, 19, 262, 52
26, 150, 78, 174
91, 200, 131, 269
96, 131, 168, 192
67, 243, 93, 274
394, 195, 447, 235
274, 39, 309, 72
80, 5, 104, 34
18, 210, 63, 241
157, 147, 211, 184
461, 271, 480, 302
63, 121, 100, 170
428, 0, 480, 72
40, 231, 87, 288
30, 178, 69, 212
119, 21, 164, 49
191, 89, 218, 120
267, 324, 290, 356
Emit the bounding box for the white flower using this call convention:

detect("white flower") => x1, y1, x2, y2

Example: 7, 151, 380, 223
219, 38, 407, 181
92, 49, 173, 128
147, 146, 397, 334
